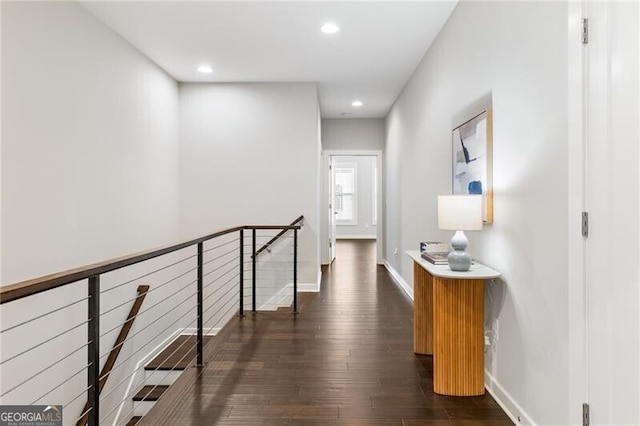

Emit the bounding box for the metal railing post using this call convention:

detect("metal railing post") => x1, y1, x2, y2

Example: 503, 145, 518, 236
196, 242, 204, 367
87, 275, 100, 426
293, 228, 298, 314
239, 229, 244, 316
252, 229, 257, 313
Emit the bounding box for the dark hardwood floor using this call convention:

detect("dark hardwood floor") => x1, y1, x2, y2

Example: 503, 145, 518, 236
144, 240, 512, 425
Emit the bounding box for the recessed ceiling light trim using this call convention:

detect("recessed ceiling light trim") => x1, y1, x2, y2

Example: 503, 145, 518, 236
197, 65, 213, 74
321, 22, 340, 34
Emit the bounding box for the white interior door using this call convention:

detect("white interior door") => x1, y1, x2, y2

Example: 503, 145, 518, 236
329, 156, 337, 263
584, 2, 640, 423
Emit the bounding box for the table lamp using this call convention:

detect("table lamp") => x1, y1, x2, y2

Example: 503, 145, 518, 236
437, 195, 483, 271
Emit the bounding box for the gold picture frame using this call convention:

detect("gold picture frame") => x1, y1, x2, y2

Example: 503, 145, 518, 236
452, 110, 493, 224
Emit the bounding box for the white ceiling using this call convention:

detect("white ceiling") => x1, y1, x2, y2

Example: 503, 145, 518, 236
80, 1, 457, 118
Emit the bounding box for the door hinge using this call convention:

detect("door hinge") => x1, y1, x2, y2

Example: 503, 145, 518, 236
582, 403, 589, 426
582, 212, 589, 237
329, 240, 332, 248
582, 18, 589, 44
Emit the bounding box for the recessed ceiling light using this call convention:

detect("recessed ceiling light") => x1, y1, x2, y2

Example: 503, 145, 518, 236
321, 22, 340, 34
197, 65, 213, 74
352, 100, 363, 107
341, 112, 352, 117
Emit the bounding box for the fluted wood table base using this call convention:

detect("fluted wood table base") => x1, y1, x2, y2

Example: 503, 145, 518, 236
433, 277, 484, 396
413, 262, 433, 355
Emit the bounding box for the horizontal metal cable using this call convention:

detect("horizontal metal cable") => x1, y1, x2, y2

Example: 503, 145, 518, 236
202, 256, 238, 279
218, 294, 242, 322
204, 273, 240, 298
64, 384, 92, 410
203, 237, 238, 253
99, 272, 230, 364
103, 294, 241, 424
2, 342, 88, 397
0, 296, 89, 335
100, 252, 198, 295
202, 247, 238, 266
30, 362, 89, 405
203, 262, 238, 284
100, 308, 221, 420
100, 265, 198, 319
101, 277, 241, 419
0, 320, 88, 366
99, 286, 198, 365
100, 277, 197, 339
100, 293, 197, 371
206, 282, 239, 309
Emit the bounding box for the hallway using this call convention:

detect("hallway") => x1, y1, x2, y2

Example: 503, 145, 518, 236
142, 240, 511, 425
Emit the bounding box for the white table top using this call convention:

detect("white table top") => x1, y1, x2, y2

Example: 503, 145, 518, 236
406, 250, 501, 280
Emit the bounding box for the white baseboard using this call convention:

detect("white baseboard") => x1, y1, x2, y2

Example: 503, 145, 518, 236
336, 235, 377, 240
485, 370, 536, 426
258, 284, 293, 311
383, 260, 413, 300
182, 327, 221, 336
297, 268, 321, 292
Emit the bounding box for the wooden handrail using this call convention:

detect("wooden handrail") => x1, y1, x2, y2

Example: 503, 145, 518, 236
254, 215, 304, 257
76, 284, 150, 426
0, 222, 302, 305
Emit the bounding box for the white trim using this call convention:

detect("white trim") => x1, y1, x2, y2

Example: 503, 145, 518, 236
336, 234, 376, 240
181, 327, 221, 336
297, 268, 322, 292
383, 260, 413, 300
258, 283, 293, 311
485, 370, 536, 426
322, 150, 384, 265
298, 282, 319, 292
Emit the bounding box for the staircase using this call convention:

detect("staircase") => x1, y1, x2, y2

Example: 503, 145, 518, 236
126, 335, 214, 425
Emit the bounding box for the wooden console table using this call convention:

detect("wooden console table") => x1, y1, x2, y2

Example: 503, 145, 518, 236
407, 250, 500, 396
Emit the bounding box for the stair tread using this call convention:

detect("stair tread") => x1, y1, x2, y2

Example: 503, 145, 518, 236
133, 385, 169, 402
145, 335, 214, 370
126, 416, 143, 426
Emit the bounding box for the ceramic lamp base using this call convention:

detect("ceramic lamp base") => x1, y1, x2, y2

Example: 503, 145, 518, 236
448, 230, 471, 271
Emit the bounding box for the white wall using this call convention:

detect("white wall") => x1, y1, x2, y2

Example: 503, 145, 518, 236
179, 82, 321, 287
384, 2, 569, 424
1, 2, 181, 284
334, 156, 377, 239
1, 2, 185, 424
322, 118, 385, 151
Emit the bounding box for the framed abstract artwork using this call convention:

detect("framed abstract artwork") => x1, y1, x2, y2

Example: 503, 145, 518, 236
452, 110, 493, 223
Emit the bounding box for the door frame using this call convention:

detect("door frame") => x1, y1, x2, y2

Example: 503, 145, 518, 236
321, 150, 383, 265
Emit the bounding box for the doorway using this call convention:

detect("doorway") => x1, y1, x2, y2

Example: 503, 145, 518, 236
321, 151, 382, 265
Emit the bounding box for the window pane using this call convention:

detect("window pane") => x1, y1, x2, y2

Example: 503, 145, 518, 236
336, 194, 354, 221
335, 168, 354, 194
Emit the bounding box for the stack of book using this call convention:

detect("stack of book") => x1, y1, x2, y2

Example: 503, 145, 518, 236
420, 241, 449, 265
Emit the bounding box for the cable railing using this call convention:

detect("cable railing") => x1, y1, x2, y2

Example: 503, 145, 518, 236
0, 217, 302, 426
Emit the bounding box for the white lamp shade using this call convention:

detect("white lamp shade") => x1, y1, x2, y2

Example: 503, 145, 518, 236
438, 195, 483, 231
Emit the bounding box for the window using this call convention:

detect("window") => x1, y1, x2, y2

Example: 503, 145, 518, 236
335, 164, 357, 225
